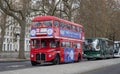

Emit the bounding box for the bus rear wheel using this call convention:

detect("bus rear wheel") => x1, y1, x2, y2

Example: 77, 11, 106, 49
77, 54, 81, 62
53, 55, 60, 65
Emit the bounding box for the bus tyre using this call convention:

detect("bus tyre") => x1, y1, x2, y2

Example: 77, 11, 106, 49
31, 61, 38, 66
77, 54, 81, 62
53, 55, 60, 65
87, 58, 91, 60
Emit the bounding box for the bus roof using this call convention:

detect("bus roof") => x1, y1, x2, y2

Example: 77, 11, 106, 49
32, 16, 83, 27
85, 37, 109, 40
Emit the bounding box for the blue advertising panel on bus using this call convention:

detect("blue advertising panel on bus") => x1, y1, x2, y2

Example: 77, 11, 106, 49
64, 48, 74, 62
60, 29, 80, 39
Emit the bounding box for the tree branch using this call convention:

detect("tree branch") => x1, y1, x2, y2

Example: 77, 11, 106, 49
4, 0, 21, 13
0, 0, 21, 23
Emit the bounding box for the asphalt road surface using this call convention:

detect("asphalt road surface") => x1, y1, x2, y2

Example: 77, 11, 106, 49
81, 63, 120, 74
0, 58, 120, 74
0, 61, 32, 72
0, 60, 86, 72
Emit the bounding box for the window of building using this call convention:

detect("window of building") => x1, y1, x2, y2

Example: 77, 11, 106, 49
3, 44, 6, 51
7, 44, 9, 51
7, 38, 9, 43
10, 44, 12, 50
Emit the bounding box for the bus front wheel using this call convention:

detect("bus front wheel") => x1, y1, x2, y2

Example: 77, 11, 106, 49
53, 54, 60, 65
31, 61, 39, 66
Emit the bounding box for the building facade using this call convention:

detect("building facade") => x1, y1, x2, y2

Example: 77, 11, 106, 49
2, 24, 30, 52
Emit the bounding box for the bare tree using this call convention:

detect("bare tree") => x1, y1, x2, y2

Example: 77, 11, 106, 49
0, 12, 7, 52
0, 0, 31, 59
76, 0, 120, 40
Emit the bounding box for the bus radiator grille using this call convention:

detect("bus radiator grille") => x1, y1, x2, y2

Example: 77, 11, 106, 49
36, 53, 45, 61
41, 53, 45, 60
36, 53, 40, 61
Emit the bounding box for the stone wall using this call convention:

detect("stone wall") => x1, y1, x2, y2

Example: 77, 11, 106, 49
0, 52, 30, 58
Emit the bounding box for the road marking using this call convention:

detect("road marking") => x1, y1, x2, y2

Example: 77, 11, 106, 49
7, 65, 25, 68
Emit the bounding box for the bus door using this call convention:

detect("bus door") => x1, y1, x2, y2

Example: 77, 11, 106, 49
73, 42, 81, 61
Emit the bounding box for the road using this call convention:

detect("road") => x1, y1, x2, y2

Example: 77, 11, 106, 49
81, 63, 120, 74
0, 61, 32, 72
0, 58, 120, 74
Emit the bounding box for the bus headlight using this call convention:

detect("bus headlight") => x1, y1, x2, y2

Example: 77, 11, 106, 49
31, 54, 34, 58
48, 54, 52, 58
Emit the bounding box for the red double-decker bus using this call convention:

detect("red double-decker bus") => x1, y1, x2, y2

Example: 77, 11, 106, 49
30, 16, 85, 66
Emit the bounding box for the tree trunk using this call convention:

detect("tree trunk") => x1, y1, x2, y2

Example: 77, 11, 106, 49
18, 20, 26, 59
0, 28, 6, 52
0, 14, 6, 52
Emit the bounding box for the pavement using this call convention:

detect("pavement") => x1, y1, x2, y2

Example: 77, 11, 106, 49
0, 58, 30, 63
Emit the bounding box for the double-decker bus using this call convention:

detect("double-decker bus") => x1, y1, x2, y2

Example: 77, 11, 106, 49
83, 38, 114, 60
30, 16, 84, 66
114, 41, 120, 58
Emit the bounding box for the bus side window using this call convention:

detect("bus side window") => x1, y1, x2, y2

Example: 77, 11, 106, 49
61, 42, 66, 47
72, 25, 76, 31
43, 21, 52, 27
75, 26, 77, 32
77, 43, 80, 49
54, 21, 59, 27
76, 27, 80, 32
73, 43, 77, 48
60, 22, 64, 29
66, 42, 71, 47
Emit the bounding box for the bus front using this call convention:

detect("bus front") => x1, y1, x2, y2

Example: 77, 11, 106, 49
30, 17, 60, 66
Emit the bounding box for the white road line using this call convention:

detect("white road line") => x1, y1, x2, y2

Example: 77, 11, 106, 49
7, 65, 25, 68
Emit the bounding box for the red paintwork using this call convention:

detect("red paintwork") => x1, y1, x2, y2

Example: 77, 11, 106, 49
30, 16, 84, 64
32, 16, 83, 27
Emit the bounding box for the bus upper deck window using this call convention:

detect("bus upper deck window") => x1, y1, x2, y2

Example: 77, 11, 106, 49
67, 25, 71, 30
60, 22, 64, 29
72, 25, 76, 31
54, 21, 59, 27
43, 21, 52, 27
32, 22, 42, 27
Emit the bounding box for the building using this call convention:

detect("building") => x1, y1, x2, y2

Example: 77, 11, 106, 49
0, 16, 30, 52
